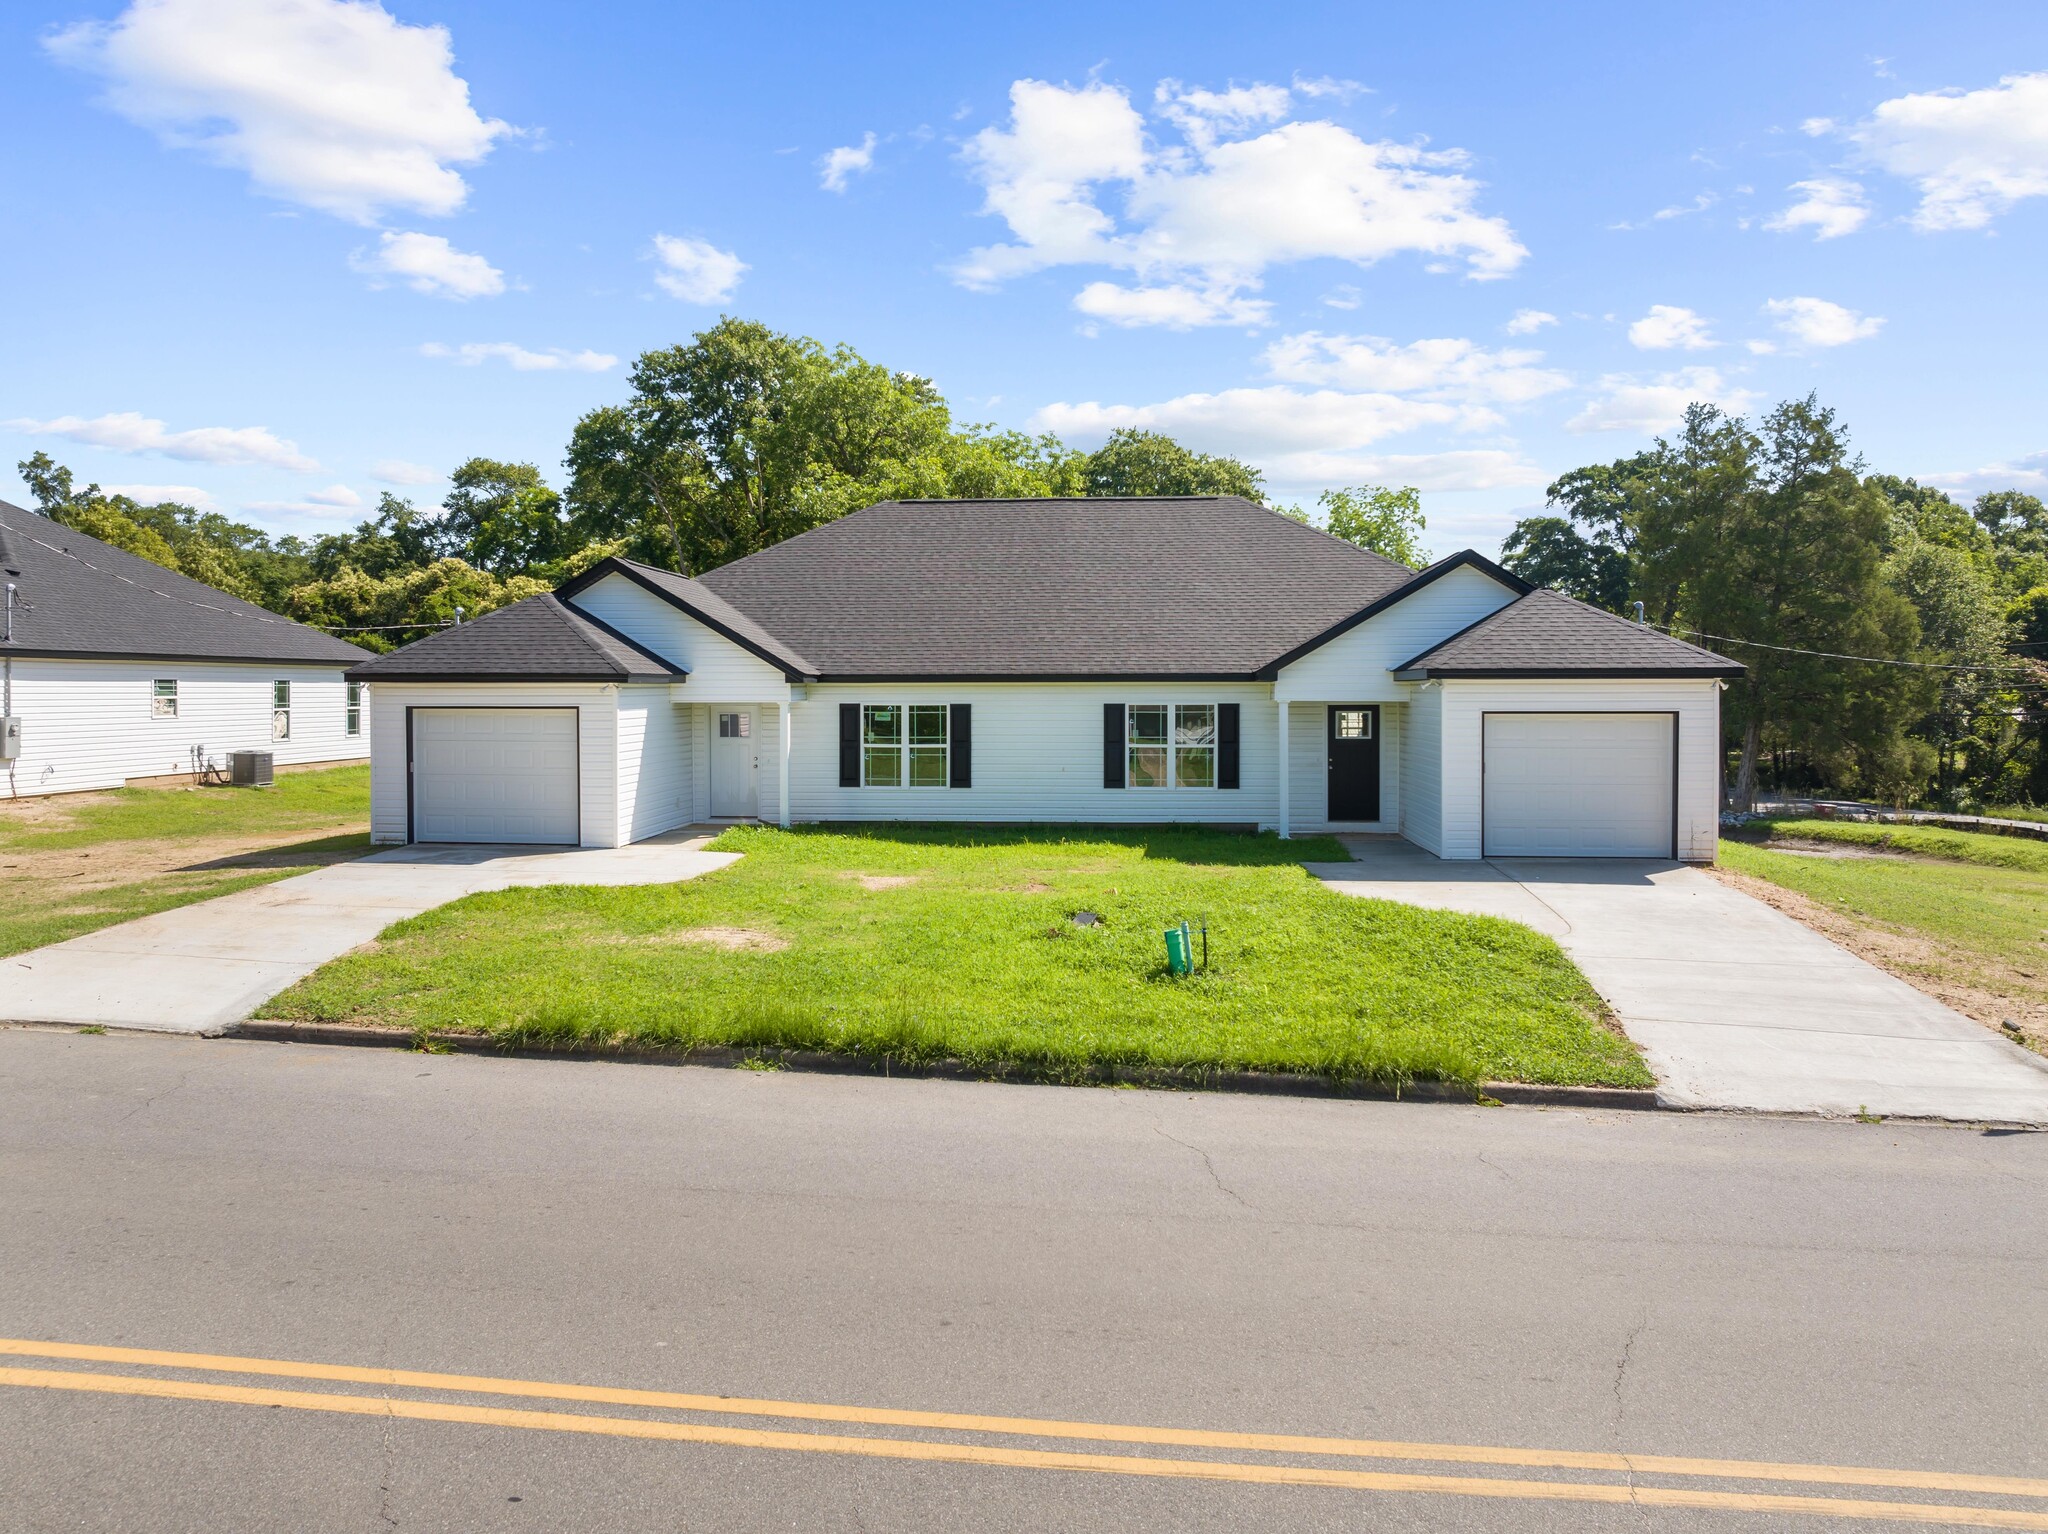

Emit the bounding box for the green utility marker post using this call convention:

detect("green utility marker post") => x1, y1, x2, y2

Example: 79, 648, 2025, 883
1164, 920, 1193, 976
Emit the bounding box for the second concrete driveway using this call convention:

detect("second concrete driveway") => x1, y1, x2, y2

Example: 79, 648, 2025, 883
1308, 839, 2048, 1124
2, 833, 739, 1036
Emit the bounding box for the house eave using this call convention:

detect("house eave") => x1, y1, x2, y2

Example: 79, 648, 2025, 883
1254, 551, 1533, 680
1392, 665, 1747, 681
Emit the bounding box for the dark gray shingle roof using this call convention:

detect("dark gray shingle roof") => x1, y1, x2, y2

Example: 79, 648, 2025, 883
0, 498, 367, 665
345, 593, 684, 682
690, 496, 1419, 677
1394, 588, 1745, 677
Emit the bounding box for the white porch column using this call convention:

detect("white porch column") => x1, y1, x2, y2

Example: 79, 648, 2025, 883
1276, 699, 1290, 839
777, 701, 793, 828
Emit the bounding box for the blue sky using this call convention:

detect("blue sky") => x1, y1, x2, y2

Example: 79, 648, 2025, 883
4, 0, 2046, 559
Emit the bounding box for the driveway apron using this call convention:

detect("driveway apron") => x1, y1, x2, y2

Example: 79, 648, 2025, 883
2, 834, 738, 1035
1309, 839, 2048, 1124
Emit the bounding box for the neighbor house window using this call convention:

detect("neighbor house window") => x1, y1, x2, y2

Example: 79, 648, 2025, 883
152, 678, 178, 718
862, 703, 948, 787
1127, 704, 1215, 789
345, 681, 362, 737
271, 680, 291, 741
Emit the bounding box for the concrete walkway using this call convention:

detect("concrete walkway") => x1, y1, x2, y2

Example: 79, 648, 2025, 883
1307, 838, 2048, 1124
2, 832, 740, 1036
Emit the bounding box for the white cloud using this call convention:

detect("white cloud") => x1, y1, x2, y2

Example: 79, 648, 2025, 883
1763, 296, 1884, 348
651, 234, 747, 303
1266, 448, 1545, 493
953, 77, 1525, 308
819, 132, 877, 192
1029, 386, 1465, 463
1504, 308, 1557, 335
1261, 331, 1568, 407
1763, 177, 1871, 239
246, 489, 364, 515
1923, 449, 2048, 496
1567, 369, 1755, 434
372, 459, 440, 485
1322, 284, 1363, 310
352, 231, 504, 299
7, 410, 317, 470
1627, 304, 1716, 351
1072, 281, 1270, 329
101, 483, 219, 511
1290, 73, 1368, 102
305, 484, 361, 507
420, 341, 618, 371
44, 0, 511, 224
1833, 72, 2048, 230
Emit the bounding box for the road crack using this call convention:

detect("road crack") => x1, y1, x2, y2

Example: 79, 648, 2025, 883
1612, 1310, 1648, 1513
1153, 1123, 1253, 1210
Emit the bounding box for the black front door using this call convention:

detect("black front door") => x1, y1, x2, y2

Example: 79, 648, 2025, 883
1327, 705, 1381, 822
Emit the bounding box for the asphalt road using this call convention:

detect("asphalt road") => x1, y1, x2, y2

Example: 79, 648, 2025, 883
2, 1026, 2045, 1532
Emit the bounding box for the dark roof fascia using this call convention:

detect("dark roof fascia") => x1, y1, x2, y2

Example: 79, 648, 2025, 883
557, 558, 815, 681
1253, 550, 1533, 680
341, 667, 646, 684
1392, 664, 1746, 681
809, 671, 1263, 684
11, 645, 364, 667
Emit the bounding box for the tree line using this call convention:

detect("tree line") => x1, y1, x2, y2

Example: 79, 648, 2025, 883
15, 317, 1427, 653
1500, 398, 2048, 811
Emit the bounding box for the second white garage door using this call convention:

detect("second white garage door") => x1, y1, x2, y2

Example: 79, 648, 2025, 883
412, 708, 579, 845
1483, 712, 1674, 858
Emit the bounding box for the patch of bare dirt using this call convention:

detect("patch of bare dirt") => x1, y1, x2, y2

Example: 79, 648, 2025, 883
1707, 864, 2048, 1049
648, 926, 789, 953
0, 790, 119, 831
1015, 881, 1053, 894
843, 873, 918, 891
0, 826, 367, 895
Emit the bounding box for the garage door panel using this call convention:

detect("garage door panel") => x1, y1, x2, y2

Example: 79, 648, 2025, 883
412, 709, 579, 845
1483, 713, 1673, 858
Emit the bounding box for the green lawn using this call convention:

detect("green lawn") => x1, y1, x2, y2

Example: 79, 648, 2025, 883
0, 765, 372, 957
0, 764, 370, 852
1719, 821, 2048, 1028
262, 823, 1647, 1091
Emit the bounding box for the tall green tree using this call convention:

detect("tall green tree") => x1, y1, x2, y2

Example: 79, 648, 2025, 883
439, 458, 570, 577
1317, 484, 1429, 567
1077, 428, 1265, 501
1498, 515, 1631, 611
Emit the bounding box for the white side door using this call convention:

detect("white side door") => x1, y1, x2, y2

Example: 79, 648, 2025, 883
412, 708, 579, 844
1483, 712, 1675, 858
709, 708, 758, 818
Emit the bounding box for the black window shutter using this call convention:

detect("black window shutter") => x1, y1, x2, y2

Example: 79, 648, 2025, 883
949, 703, 972, 788
838, 704, 860, 788
1218, 703, 1240, 790
1103, 703, 1125, 789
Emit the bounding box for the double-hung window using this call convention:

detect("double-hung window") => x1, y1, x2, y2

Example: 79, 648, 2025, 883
1127, 703, 1216, 789
271, 680, 291, 741
862, 704, 949, 787
152, 678, 178, 718
345, 681, 362, 737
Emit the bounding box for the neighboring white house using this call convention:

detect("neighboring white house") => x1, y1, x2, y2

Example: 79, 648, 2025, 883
350, 496, 1743, 860
0, 498, 372, 798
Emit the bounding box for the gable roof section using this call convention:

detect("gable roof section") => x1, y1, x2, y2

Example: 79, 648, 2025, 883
1254, 550, 1531, 679
1393, 587, 1745, 679
345, 593, 685, 682
0, 497, 367, 666
557, 559, 818, 679
687, 496, 1419, 679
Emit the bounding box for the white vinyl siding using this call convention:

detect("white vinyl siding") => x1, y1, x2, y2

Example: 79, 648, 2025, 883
568, 573, 787, 699
1273, 564, 1519, 702
412, 709, 580, 845
1436, 679, 1722, 861
1283, 700, 1402, 833
790, 683, 1274, 825
365, 682, 618, 846
1399, 684, 1444, 855
1482, 713, 1676, 857
0, 659, 366, 798
615, 684, 695, 842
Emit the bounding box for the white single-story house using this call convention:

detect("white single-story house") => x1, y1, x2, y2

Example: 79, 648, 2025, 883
349, 496, 1743, 859
0, 497, 372, 797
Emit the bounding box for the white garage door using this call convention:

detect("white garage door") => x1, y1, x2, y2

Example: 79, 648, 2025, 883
1483, 713, 1674, 858
412, 709, 579, 845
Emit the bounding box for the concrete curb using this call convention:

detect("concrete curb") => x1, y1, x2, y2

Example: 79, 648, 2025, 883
226, 1020, 1665, 1110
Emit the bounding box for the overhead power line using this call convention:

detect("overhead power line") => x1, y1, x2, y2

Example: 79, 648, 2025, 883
1653, 623, 2035, 674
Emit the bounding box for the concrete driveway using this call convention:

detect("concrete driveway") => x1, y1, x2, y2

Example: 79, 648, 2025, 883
2, 832, 739, 1036
1308, 838, 2048, 1125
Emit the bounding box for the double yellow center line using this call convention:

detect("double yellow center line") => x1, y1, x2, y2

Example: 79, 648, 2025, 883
3, 1338, 2044, 1527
